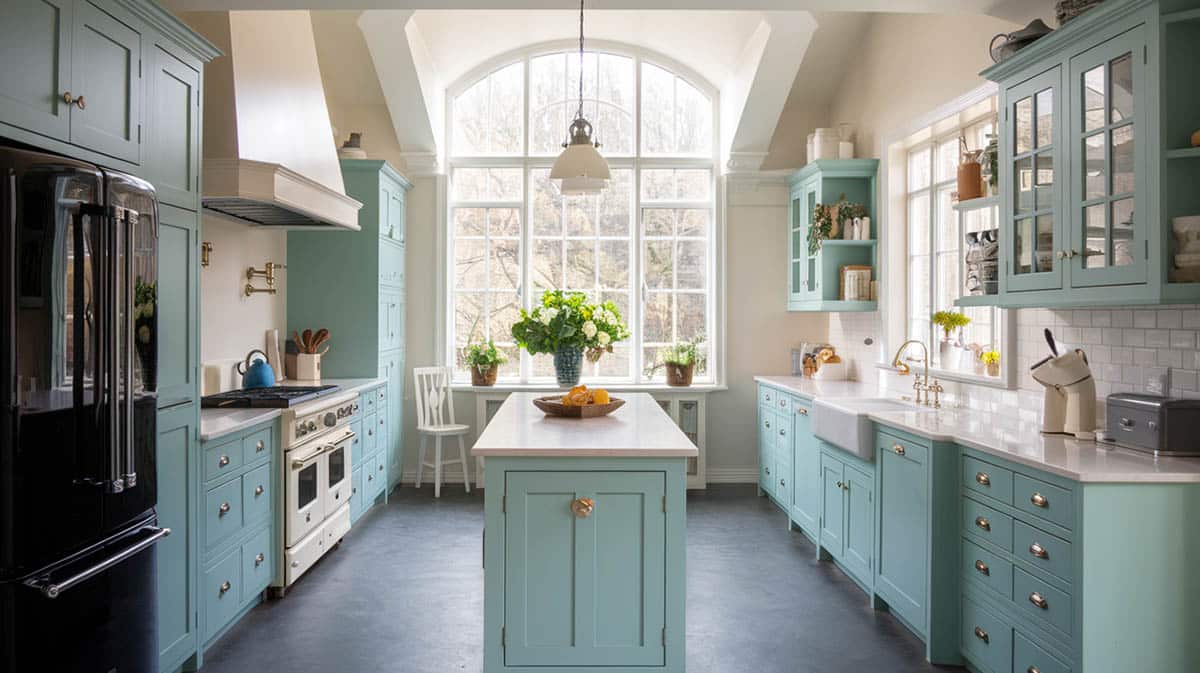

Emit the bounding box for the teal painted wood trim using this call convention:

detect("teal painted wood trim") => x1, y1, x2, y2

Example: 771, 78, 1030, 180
107, 0, 221, 61
156, 204, 200, 408
340, 158, 413, 191
1079, 482, 1200, 672
483, 456, 687, 673
787, 158, 881, 186
156, 402, 200, 673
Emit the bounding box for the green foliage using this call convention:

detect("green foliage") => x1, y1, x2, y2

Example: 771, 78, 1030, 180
464, 340, 507, 370
931, 310, 971, 339
134, 277, 156, 321
661, 338, 704, 367
511, 290, 630, 358
808, 196, 867, 255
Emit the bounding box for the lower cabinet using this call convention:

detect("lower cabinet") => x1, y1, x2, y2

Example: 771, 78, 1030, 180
874, 431, 929, 635
156, 402, 199, 673
817, 445, 874, 588
789, 402, 819, 538
351, 383, 389, 522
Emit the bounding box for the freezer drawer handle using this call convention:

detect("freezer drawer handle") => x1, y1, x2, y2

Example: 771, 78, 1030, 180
24, 527, 170, 599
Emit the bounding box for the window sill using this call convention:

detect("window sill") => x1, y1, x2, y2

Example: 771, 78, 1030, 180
451, 382, 728, 393
872, 362, 1015, 390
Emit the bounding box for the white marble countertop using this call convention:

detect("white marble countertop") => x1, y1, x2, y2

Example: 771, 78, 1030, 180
471, 392, 699, 458
755, 375, 1200, 483
200, 377, 385, 442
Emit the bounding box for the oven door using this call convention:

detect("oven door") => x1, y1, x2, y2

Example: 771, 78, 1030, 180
324, 430, 354, 513
285, 443, 326, 547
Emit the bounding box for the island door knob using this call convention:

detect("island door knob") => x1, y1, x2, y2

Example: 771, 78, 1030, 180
570, 497, 595, 518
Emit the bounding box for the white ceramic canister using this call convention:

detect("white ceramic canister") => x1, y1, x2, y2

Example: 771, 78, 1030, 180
858, 216, 871, 240
838, 141, 854, 159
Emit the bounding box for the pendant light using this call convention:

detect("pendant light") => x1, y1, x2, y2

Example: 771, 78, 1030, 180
550, 0, 610, 194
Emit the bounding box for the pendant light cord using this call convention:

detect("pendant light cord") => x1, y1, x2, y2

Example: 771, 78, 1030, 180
576, 0, 585, 120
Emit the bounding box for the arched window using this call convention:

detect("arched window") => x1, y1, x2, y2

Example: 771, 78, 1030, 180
447, 46, 718, 384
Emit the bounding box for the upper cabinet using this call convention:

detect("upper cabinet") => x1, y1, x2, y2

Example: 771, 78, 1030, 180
786, 159, 880, 312
982, 0, 1200, 308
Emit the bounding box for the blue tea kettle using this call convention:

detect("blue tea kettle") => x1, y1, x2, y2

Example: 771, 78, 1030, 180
237, 349, 276, 389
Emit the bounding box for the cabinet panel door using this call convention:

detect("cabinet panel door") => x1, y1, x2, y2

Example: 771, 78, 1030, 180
790, 405, 819, 532
156, 403, 198, 672
504, 472, 666, 668
772, 412, 790, 504
156, 206, 199, 408
1004, 66, 1064, 292
819, 453, 844, 556
841, 464, 874, 584
382, 355, 404, 487
386, 189, 405, 244
0, 0, 72, 141
1068, 25, 1147, 288
145, 42, 200, 209
758, 411, 774, 491
875, 442, 928, 632
70, 0, 141, 163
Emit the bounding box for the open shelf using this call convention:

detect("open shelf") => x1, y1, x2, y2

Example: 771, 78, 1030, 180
788, 299, 877, 313
818, 239, 877, 248
1166, 146, 1200, 160
954, 294, 1000, 308
953, 195, 1000, 211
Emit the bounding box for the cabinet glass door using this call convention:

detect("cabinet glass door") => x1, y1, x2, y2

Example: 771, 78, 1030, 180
1005, 67, 1063, 291
789, 194, 804, 301
1070, 27, 1146, 287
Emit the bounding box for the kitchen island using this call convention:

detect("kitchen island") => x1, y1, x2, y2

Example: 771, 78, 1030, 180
473, 392, 697, 673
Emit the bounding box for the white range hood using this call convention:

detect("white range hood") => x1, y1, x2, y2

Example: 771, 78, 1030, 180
185, 11, 361, 230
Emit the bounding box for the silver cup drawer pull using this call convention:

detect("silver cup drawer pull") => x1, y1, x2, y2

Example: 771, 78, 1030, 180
218, 455, 230, 467
1028, 591, 1048, 609
1030, 492, 1048, 508
255, 553, 265, 567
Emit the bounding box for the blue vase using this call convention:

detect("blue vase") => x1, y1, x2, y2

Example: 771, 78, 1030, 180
553, 346, 584, 388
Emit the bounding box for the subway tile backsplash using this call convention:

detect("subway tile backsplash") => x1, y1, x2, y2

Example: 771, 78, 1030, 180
825, 304, 1200, 424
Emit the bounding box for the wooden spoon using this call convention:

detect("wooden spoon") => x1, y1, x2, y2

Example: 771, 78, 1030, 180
302, 329, 314, 354
292, 330, 304, 352
312, 328, 330, 351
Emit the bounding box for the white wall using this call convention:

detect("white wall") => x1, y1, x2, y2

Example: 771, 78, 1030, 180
199, 216, 288, 380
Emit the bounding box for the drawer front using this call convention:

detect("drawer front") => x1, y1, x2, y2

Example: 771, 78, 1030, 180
363, 391, 377, 414
376, 385, 387, 407
242, 463, 271, 526
962, 496, 1014, 552
370, 452, 388, 497
879, 431, 929, 464
962, 537, 1012, 600
240, 527, 272, 601
350, 419, 364, 467
963, 455, 1013, 505
1013, 473, 1074, 531
204, 478, 243, 550
376, 411, 389, 447
773, 393, 791, 416
380, 246, 404, 287
203, 438, 242, 482
363, 453, 383, 500
202, 549, 242, 641
362, 413, 378, 454
1013, 520, 1073, 583
759, 385, 776, 407
961, 595, 1013, 673
241, 427, 271, 466
1012, 566, 1072, 636
1013, 631, 1072, 673
350, 466, 364, 517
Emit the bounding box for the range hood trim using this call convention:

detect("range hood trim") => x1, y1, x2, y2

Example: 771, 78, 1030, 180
202, 158, 362, 230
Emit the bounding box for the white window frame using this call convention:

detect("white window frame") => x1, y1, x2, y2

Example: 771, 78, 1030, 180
878, 83, 1017, 388
439, 40, 722, 387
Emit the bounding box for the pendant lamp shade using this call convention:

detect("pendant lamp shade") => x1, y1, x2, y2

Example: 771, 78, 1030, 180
553, 0, 610, 192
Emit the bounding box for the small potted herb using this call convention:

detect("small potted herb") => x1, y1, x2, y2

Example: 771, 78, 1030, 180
660, 339, 705, 387
464, 341, 507, 386
981, 350, 1001, 377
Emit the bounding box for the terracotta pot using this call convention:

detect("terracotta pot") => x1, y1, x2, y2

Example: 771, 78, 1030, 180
665, 362, 694, 387
471, 364, 498, 386
986, 362, 1001, 377
957, 162, 983, 201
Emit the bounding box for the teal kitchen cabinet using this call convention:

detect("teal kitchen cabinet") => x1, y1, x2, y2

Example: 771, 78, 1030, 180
503, 471, 666, 668
156, 204, 200, 409
289, 159, 410, 493
816, 442, 874, 590
68, 0, 142, 164
155, 402, 200, 673
0, 0, 73, 141
982, 0, 1200, 307
785, 159, 879, 312
482, 454, 688, 673
788, 399, 820, 539
143, 37, 201, 210
349, 383, 388, 521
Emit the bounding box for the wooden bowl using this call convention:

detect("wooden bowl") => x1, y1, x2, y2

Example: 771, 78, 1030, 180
532, 396, 625, 418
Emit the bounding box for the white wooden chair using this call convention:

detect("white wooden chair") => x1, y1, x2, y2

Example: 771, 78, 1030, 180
413, 366, 471, 497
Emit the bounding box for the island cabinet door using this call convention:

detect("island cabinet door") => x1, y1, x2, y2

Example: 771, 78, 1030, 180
504, 471, 666, 668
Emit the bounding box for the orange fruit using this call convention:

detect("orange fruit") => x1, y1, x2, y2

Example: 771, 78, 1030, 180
591, 389, 610, 405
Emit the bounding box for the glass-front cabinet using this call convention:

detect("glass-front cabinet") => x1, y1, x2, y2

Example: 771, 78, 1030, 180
983, 0, 1199, 308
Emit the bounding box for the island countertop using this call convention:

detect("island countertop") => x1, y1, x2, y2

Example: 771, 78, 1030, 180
471, 392, 699, 458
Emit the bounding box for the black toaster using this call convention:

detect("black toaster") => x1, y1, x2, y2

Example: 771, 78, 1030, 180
1105, 393, 1200, 456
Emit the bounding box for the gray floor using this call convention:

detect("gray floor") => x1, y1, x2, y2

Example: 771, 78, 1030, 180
201, 484, 959, 673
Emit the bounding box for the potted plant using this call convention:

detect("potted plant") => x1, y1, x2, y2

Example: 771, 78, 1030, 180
511, 290, 630, 388
808, 196, 866, 254
981, 349, 1001, 377
659, 339, 705, 387
931, 310, 971, 364
134, 277, 156, 389
464, 341, 507, 386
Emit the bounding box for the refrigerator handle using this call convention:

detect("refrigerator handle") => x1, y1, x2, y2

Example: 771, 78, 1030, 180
22, 526, 170, 599
107, 208, 121, 493
121, 208, 136, 489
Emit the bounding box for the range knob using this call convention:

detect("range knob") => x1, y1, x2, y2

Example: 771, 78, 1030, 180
323, 412, 337, 427
306, 420, 317, 431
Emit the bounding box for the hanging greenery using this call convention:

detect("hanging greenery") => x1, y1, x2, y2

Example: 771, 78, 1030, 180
808, 195, 866, 255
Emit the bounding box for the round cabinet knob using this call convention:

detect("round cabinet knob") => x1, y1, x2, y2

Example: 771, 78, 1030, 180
1028, 592, 1048, 609
973, 626, 989, 644
1029, 542, 1049, 559
765, 467, 771, 475
779, 479, 786, 487
1030, 492, 1048, 508
256, 440, 265, 452
975, 472, 991, 486
218, 502, 231, 516
368, 474, 373, 482
765, 420, 771, 429
974, 559, 990, 576
975, 516, 991, 532
291, 561, 300, 568
62, 92, 85, 109
1028, 667, 1042, 673
219, 581, 231, 596
570, 497, 595, 518
218, 455, 230, 467
893, 443, 905, 456
378, 464, 384, 471
255, 553, 265, 567
779, 429, 785, 436
254, 485, 264, 496
779, 399, 786, 407
797, 407, 808, 416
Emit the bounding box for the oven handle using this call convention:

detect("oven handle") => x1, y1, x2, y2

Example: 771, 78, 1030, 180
24, 526, 170, 599
290, 445, 326, 469
324, 429, 356, 451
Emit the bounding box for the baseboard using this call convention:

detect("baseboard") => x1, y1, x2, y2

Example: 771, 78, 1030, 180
704, 467, 758, 483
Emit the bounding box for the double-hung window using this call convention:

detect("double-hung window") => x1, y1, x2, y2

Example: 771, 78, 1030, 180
446, 48, 718, 384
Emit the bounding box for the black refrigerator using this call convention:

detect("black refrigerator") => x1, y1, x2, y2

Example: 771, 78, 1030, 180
0, 146, 165, 673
